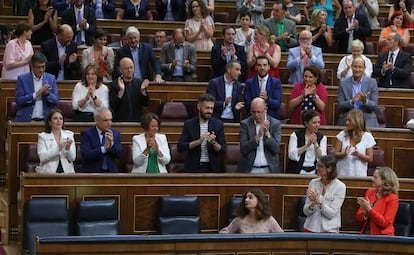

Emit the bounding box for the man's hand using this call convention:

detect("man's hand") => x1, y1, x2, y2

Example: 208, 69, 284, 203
104, 129, 113, 149
68, 53, 77, 64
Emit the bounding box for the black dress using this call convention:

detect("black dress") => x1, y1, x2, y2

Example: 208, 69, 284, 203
311, 27, 328, 52
30, 7, 55, 45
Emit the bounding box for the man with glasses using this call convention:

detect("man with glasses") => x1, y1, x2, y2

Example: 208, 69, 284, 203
238, 97, 281, 173
264, 0, 298, 52
15, 53, 60, 122
286, 30, 324, 85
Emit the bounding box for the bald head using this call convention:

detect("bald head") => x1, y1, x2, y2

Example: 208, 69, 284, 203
251, 97, 267, 123
57, 24, 74, 46
299, 30, 312, 46
119, 57, 134, 81
352, 56, 365, 67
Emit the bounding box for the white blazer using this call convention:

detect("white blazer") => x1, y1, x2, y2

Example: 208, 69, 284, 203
37, 130, 76, 173
131, 133, 171, 173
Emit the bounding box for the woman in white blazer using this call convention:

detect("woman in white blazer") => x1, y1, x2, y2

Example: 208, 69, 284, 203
37, 108, 76, 173
132, 113, 171, 173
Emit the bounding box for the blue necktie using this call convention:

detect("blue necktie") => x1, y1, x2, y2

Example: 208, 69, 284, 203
76, 10, 83, 45
101, 131, 108, 171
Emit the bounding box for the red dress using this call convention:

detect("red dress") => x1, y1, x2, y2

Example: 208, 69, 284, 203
247, 43, 280, 79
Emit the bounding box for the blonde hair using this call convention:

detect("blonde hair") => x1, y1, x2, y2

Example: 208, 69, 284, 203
351, 39, 364, 51
344, 109, 368, 139
309, 9, 327, 27
256, 24, 275, 44
376, 167, 399, 196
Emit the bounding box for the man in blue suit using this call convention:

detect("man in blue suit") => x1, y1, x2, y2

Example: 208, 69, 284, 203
177, 93, 226, 173
113, 26, 164, 84
15, 53, 59, 122
244, 56, 283, 120
207, 60, 245, 123
80, 108, 122, 173
286, 30, 324, 85
85, 0, 116, 19
211, 26, 247, 82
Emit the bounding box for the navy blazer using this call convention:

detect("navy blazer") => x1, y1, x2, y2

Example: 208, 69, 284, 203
15, 72, 59, 122
80, 126, 122, 173
41, 37, 81, 80
177, 117, 226, 172
113, 42, 162, 80
85, 0, 116, 19
244, 76, 283, 119
61, 5, 97, 46
155, 0, 186, 21
372, 50, 412, 88
333, 13, 372, 54
211, 43, 247, 82
207, 75, 243, 122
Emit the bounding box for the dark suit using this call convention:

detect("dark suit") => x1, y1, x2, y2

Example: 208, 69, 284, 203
177, 117, 226, 172
85, 0, 115, 19
155, 0, 186, 21
159, 40, 197, 81
244, 76, 283, 119
113, 42, 162, 79
207, 75, 243, 122
15, 72, 59, 122
337, 76, 379, 127
333, 13, 372, 54
238, 115, 281, 173
372, 50, 411, 88
80, 126, 122, 173
41, 38, 81, 80
211, 43, 247, 82
109, 78, 150, 122
61, 5, 97, 46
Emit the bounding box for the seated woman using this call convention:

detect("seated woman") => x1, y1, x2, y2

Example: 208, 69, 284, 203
28, 0, 58, 45
306, 9, 333, 51
246, 24, 281, 79
117, 0, 153, 20
1, 21, 34, 79
220, 189, 284, 233
235, 11, 255, 52
356, 167, 399, 235
132, 113, 171, 173
303, 155, 346, 233
185, 0, 214, 51
337, 39, 373, 80
37, 108, 76, 173
288, 65, 328, 125
379, 11, 410, 52
334, 109, 376, 177
82, 29, 114, 83
287, 110, 327, 174
71, 64, 109, 121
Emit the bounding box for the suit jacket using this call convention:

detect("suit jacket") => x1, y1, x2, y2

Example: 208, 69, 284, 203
211, 43, 247, 82
356, 188, 399, 235
61, 5, 97, 46
286, 45, 325, 84
41, 37, 81, 80
85, 0, 116, 19
177, 117, 226, 172
113, 42, 162, 79
131, 133, 171, 173
80, 126, 122, 173
160, 40, 197, 82
238, 115, 281, 173
244, 76, 283, 119
37, 130, 76, 173
207, 75, 243, 122
337, 76, 379, 127
109, 78, 150, 122
82, 45, 114, 81
108, 41, 123, 48
372, 50, 411, 88
15, 72, 59, 122
263, 17, 298, 51
333, 13, 372, 54
155, 0, 186, 21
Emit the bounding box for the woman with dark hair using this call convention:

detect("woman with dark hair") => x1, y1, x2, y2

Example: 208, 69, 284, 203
288, 65, 328, 125
28, 0, 58, 45
1, 21, 34, 79
235, 11, 255, 52
131, 113, 171, 173
0, 24, 15, 45
389, 0, 414, 28
287, 110, 327, 174
379, 11, 410, 52
220, 189, 284, 233
82, 29, 115, 82
303, 155, 346, 233
356, 167, 399, 235
71, 64, 109, 121
185, 0, 214, 51
37, 108, 76, 173
334, 109, 376, 176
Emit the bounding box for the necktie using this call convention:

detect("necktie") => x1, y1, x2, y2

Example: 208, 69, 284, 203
385, 52, 394, 86
76, 10, 83, 45
101, 131, 108, 171
260, 79, 265, 92
303, 55, 308, 68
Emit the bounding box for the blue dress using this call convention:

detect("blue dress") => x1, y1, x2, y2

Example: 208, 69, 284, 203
120, 0, 151, 20
313, 0, 334, 27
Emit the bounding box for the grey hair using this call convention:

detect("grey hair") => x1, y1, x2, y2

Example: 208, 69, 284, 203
126, 26, 140, 36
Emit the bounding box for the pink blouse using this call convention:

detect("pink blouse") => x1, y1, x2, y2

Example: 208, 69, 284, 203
1, 38, 34, 79
219, 216, 284, 233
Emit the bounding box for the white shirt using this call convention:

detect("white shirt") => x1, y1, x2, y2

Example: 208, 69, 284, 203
288, 132, 327, 167
31, 73, 44, 119
199, 122, 209, 163
71, 82, 109, 112
336, 54, 373, 80
221, 76, 234, 119
252, 121, 268, 167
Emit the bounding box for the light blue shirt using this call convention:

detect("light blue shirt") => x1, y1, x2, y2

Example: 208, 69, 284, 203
130, 46, 142, 79
221, 76, 234, 119
173, 46, 184, 76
